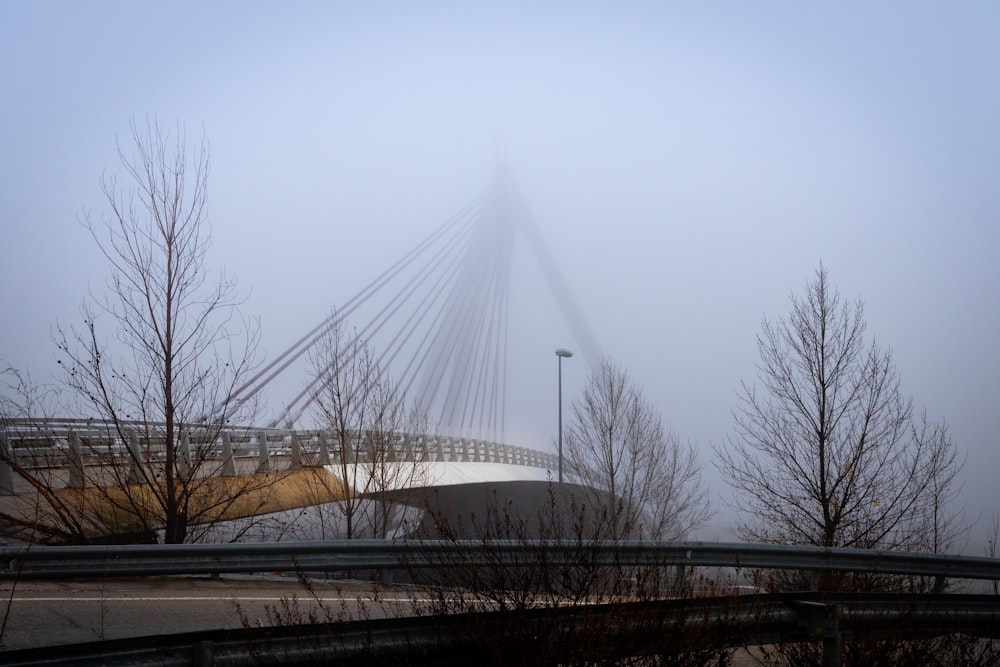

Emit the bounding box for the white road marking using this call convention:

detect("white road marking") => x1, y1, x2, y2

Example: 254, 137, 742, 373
7, 596, 435, 602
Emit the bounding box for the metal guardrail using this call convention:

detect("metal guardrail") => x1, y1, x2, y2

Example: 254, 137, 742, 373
1, 540, 998, 665
3, 539, 999, 584
2, 592, 999, 666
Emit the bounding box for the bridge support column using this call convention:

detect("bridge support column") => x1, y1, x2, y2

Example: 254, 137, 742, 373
317, 432, 331, 465
257, 431, 271, 473
67, 431, 85, 489
178, 431, 192, 478
289, 433, 301, 468
126, 431, 143, 483
220, 431, 236, 476
0, 433, 14, 495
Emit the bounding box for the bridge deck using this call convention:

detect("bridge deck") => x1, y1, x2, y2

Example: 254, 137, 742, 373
0, 468, 346, 542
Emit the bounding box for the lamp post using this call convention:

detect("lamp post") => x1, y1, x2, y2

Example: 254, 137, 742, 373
555, 348, 573, 483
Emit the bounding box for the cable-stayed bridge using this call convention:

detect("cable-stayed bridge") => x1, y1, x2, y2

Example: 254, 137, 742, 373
0, 166, 602, 539
231, 164, 600, 441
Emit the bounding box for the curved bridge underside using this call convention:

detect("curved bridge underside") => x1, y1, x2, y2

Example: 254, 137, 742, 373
339, 459, 596, 540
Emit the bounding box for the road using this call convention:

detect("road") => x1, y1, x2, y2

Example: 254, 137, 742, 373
1, 576, 768, 664
0, 575, 411, 651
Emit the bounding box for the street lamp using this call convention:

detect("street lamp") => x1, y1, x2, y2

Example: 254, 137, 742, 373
555, 348, 573, 483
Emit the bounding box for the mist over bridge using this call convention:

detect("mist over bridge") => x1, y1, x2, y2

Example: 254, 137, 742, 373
228, 164, 601, 440
0, 166, 603, 540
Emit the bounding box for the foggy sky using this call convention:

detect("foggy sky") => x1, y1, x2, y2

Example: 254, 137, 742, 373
2, 2, 998, 544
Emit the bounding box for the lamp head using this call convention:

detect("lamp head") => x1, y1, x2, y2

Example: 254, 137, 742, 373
555, 348, 573, 358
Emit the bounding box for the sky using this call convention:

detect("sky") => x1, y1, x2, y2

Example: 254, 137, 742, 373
2, 2, 999, 544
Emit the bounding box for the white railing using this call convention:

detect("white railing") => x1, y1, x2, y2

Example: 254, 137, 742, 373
0, 417, 559, 493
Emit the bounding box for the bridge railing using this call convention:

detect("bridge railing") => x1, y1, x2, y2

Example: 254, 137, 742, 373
0, 418, 559, 493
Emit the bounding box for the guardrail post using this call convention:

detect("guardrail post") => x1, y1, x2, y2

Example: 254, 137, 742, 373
195, 639, 214, 666
0, 433, 14, 495
673, 563, 687, 596
792, 601, 842, 667
257, 431, 271, 473
221, 431, 236, 476
67, 431, 85, 488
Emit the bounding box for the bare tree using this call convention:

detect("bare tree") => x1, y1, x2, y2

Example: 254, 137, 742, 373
44, 118, 266, 544
563, 358, 711, 541
308, 315, 429, 539
908, 412, 966, 556
716, 265, 965, 552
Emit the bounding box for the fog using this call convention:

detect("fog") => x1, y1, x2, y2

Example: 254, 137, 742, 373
2, 3, 998, 545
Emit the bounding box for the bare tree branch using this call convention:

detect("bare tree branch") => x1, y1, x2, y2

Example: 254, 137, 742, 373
28, 118, 270, 544
716, 265, 966, 555
308, 313, 430, 539
564, 358, 712, 541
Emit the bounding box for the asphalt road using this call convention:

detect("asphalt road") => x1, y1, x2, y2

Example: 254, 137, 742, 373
0, 577, 771, 665
0, 575, 411, 651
